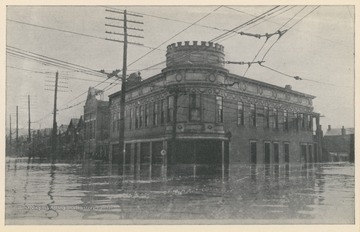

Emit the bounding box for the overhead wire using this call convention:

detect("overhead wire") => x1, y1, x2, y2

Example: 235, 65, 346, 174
7, 65, 120, 84
216, 6, 294, 44
6, 65, 52, 74
258, 63, 351, 88
7, 18, 165, 52
7, 50, 106, 78
243, 6, 307, 76
126, 6, 223, 69
7, 46, 108, 78
261, 6, 308, 61
210, 6, 283, 43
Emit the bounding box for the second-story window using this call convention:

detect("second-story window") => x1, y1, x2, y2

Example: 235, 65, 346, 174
189, 94, 201, 121
216, 96, 223, 123
139, 105, 143, 128
273, 108, 279, 129
129, 108, 133, 130
153, 102, 158, 126
161, 99, 165, 124
300, 113, 305, 129
145, 103, 149, 127
284, 110, 288, 131
167, 96, 174, 123
250, 104, 256, 127
237, 101, 244, 126
294, 113, 299, 131
308, 114, 313, 130
264, 106, 270, 128
135, 106, 139, 129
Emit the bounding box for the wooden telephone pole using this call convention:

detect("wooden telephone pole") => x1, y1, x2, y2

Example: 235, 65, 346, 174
9, 115, 12, 146
105, 8, 143, 163
28, 95, 31, 142
51, 71, 59, 154
16, 106, 18, 150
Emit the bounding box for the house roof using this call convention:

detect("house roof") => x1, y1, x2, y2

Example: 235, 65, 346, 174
58, 124, 68, 134
324, 128, 354, 136
69, 118, 80, 127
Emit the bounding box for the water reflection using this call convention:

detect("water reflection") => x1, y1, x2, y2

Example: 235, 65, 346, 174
5, 158, 355, 224
46, 163, 58, 219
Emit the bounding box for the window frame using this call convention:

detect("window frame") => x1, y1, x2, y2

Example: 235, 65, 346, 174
237, 101, 244, 126
216, 96, 223, 123
189, 94, 201, 122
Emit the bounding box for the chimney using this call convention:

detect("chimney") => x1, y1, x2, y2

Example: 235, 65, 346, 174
285, 85, 292, 90
341, 126, 346, 136
328, 125, 331, 131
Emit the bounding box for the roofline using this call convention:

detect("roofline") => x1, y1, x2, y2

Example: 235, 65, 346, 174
108, 71, 315, 100
227, 73, 316, 99
108, 73, 165, 99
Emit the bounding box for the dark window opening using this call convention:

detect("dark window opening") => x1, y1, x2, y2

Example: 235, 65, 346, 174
238, 101, 244, 125
274, 143, 279, 163
160, 99, 165, 124
250, 141, 257, 164
189, 94, 201, 121
264, 106, 270, 128
284, 110, 288, 131
284, 143, 290, 163
250, 104, 256, 126
153, 102, 158, 126
167, 96, 174, 123
216, 96, 223, 123
264, 142, 270, 164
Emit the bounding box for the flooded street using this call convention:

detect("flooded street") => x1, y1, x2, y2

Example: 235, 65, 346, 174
5, 157, 354, 224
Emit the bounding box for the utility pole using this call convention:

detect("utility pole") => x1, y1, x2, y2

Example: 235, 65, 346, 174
28, 95, 31, 142
52, 71, 59, 155
16, 106, 18, 147
105, 8, 143, 163
9, 115, 12, 146
118, 10, 128, 164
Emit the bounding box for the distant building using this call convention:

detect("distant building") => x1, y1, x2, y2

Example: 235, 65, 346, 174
108, 41, 323, 175
83, 87, 110, 160
64, 117, 84, 159
323, 125, 354, 162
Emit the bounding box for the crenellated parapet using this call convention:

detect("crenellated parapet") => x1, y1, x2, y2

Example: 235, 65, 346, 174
166, 41, 224, 52
165, 41, 226, 69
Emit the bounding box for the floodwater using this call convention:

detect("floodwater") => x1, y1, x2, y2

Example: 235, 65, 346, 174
5, 157, 355, 224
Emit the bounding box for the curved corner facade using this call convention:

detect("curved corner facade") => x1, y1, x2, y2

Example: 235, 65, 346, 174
108, 41, 323, 175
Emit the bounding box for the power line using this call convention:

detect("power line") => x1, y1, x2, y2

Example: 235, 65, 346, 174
7, 18, 105, 40
7, 65, 120, 84
217, 6, 294, 43
258, 63, 351, 88
127, 6, 223, 69
259, 63, 301, 79
243, 6, 307, 76
287, 6, 320, 31
7, 50, 104, 78
210, 6, 283, 43
6, 65, 52, 74
7, 19, 165, 52
7, 51, 109, 79
261, 6, 308, 60
7, 46, 107, 78
223, 5, 350, 49
105, 6, 230, 33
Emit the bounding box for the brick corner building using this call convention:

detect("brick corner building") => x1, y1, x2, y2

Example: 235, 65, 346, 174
108, 41, 323, 176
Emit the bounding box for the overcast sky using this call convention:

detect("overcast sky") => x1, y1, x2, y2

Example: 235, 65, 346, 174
5, 5, 355, 134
